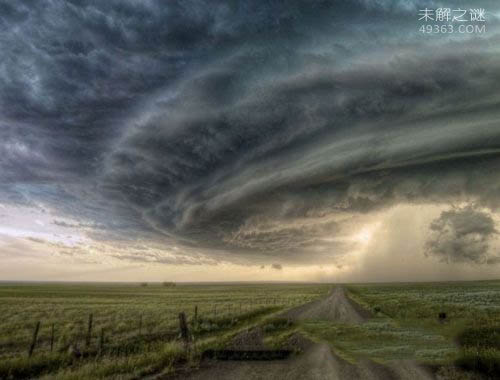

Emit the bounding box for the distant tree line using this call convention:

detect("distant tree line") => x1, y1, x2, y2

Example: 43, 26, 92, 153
138, 282, 176, 287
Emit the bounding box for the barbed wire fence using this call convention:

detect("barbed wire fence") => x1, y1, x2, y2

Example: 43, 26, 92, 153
1, 295, 317, 359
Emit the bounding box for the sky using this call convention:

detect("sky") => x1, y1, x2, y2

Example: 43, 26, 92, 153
1, 0, 500, 282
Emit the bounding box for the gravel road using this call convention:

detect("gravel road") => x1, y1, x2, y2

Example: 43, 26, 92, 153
164, 287, 434, 380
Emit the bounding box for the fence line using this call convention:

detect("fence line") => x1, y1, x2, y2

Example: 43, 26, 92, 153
0, 294, 323, 359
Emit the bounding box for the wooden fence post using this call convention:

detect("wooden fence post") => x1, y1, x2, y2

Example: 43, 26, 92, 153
99, 328, 105, 355
86, 313, 93, 348
50, 323, 55, 352
178, 312, 189, 343
28, 321, 41, 357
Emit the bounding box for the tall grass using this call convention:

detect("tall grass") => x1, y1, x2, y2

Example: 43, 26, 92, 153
348, 281, 500, 377
456, 347, 500, 376
0, 283, 328, 378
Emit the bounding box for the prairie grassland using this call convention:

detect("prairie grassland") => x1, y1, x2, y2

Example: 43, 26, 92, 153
0, 282, 330, 379
342, 281, 500, 376
3, 281, 500, 379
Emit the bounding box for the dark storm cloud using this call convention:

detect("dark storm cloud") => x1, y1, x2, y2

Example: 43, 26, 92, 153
105, 42, 500, 261
426, 206, 499, 264
0, 0, 200, 182
2, 0, 500, 266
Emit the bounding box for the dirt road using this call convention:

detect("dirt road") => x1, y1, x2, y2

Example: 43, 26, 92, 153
165, 287, 434, 380
171, 339, 433, 380
282, 286, 372, 323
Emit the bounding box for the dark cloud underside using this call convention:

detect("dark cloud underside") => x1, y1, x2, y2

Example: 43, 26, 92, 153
1, 0, 500, 266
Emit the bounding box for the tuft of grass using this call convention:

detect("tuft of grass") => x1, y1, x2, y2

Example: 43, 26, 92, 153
262, 317, 294, 333
39, 341, 188, 380
456, 347, 500, 377
0, 353, 73, 379
457, 327, 500, 350
454, 325, 500, 377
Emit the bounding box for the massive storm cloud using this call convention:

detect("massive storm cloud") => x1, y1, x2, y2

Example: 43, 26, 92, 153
1, 0, 500, 273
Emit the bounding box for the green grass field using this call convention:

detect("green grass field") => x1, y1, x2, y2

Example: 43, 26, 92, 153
2, 280, 500, 379
0, 282, 330, 379
345, 281, 500, 376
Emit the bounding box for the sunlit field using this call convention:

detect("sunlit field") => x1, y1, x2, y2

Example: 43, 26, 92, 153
0, 282, 329, 379
2, 281, 500, 379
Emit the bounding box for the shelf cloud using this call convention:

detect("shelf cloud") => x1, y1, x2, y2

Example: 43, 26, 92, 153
1, 0, 500, 278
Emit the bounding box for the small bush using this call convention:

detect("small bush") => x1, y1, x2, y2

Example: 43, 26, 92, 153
140, 282, 148, 287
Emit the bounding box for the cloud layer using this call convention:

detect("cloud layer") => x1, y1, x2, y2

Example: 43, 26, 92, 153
1, 0, 500, 270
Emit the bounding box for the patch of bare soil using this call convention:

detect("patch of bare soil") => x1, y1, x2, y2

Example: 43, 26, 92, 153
387, 360, 436, 380
434, 365, 484, 380
226, 327, 267, 350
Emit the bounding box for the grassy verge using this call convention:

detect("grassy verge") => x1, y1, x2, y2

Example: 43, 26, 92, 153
455, 326, 500, 377
301, 319, 457, 364
346, 281, 500, 378
0, 306, 284, 379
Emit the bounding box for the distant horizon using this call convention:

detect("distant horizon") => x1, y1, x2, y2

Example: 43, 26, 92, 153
2, 277, 500, 285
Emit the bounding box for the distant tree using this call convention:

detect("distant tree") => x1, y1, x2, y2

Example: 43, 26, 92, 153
162, 281, 176, 287
140, 282, 148, 287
